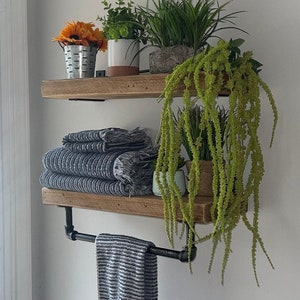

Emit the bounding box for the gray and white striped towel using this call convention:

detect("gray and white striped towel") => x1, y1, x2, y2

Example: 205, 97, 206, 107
39, 170, 153, 196
42, 147, 156, 183
96, 234, 158, 300
62, 127, 151, 153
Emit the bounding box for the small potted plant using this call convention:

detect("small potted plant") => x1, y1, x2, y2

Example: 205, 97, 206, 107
152, 155, 186, 196
174, 104, 229, 196
97, 0, 146, 76
52, 21, 107, 78
137, 0, 245, 73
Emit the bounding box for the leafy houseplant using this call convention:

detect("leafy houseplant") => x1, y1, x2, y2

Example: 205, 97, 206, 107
98, 0, 146, 41
52, 21, 107, 78
97, 0, 146, 76
152, 155, 186, 196
137, 0, 245, 73
155, 39, 278, 285
175, 104, 229, 196
139, 0, 243, 51
174, 104, 228, 161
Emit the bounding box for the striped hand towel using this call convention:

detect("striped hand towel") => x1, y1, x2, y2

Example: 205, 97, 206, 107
96, 234, 158, 300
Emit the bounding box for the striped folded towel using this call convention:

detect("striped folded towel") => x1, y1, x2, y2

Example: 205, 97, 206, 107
96, 234, 158, 300
42, 147, 156, 183
42, 147, 121, 181
62, 127, 151, 153
39, 170, 153, 196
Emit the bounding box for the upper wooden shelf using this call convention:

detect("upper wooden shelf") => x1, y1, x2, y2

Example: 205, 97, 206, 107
41, 73, 229, 101
42, 188, 213, 224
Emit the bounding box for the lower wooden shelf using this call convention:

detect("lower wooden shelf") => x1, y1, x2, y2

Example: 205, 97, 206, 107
42, 187, 213, 224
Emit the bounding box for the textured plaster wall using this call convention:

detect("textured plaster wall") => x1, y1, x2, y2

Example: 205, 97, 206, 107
28, 0, 300, 299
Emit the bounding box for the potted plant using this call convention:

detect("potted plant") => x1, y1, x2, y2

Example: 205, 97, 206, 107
52, 21, 107, 78
152, 155, 186, 196
97, 0, 146, 76
155, 38, 278, 285
174, 104, 228, 196
137, 0, 245, 73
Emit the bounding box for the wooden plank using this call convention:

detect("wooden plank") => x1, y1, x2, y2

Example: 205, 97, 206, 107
42, 188, 213, 224
41, 73, 229, 101
41, 74, 168, 100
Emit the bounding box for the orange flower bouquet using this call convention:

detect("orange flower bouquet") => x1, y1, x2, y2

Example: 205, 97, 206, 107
52, 21, 107, 78
52, 21, 107, 52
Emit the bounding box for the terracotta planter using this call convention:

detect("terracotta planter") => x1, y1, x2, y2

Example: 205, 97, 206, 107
186, 160, 213, 197
152, 169, 186, 196
107, 39, 139, 76
149, 45, 194, 74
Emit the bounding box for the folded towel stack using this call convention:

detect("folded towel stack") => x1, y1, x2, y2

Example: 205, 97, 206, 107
40, 128, 157, 196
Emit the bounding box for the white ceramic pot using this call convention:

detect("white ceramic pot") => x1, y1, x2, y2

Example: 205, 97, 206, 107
152, 169, 186, 196
107, 39, 139, 76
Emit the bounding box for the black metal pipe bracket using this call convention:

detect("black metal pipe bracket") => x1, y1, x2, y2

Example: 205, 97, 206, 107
64, 207, 197, 263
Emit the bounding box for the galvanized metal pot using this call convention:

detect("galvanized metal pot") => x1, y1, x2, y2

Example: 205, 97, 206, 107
64, 45, 98, 79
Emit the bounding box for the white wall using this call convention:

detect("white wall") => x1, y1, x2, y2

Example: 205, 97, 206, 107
28, 0, 300, 299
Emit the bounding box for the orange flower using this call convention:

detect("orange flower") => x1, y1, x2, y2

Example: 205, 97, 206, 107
93, 28, 108, 52
52, 21, 107, 52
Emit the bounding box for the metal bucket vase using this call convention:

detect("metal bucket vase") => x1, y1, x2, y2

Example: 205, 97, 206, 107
64, 45, 98, 79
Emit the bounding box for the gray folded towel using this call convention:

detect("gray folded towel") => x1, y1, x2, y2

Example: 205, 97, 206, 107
42, 147, 120, 181
42, 147, 156, 184
62, 127, 151, 153
39, 170, 153, 196
96, 234, 158, 300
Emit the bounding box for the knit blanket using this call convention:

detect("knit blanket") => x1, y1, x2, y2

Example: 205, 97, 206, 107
96, 234, 158, 300
42, 147, 156, 184
40, 170, 153, 196
62, 127, 151, 153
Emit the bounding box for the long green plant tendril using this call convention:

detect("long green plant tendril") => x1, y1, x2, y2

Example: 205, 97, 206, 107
155, 40, 278, 285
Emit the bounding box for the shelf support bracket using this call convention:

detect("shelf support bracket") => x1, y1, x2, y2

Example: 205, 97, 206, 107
64, 207, 197, 263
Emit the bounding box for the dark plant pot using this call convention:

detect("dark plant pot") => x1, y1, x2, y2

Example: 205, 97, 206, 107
149, 45, 194, 74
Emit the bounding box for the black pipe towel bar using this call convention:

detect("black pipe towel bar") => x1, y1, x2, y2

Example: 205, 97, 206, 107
64, 207, 197, 263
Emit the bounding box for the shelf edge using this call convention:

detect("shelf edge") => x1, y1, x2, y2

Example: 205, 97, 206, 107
42, 188, 213, 224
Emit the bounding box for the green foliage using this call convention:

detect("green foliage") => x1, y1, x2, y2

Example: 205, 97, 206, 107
151, 154, 185, 170
137, 0, 245, 51
156, 39, 278, 285
228, 38, 263, 73
98, 0, 146, 41
174, 104, 228, 160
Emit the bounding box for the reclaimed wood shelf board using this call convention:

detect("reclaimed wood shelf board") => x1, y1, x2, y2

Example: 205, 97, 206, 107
42, 187, 213, 224
41, 73, 229, 101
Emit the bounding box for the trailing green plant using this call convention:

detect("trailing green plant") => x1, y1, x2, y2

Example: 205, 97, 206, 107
151, 154, 185, 170
137, 0, 245, 52
155, 39, 278, 285
174, 104, 228, 160
97, 0, 146, 41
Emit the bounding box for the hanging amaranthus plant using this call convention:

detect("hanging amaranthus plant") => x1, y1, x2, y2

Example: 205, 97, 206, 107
155, 39, 278, 285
